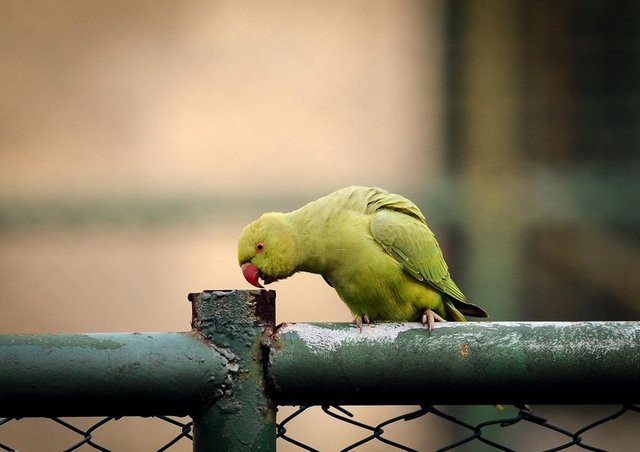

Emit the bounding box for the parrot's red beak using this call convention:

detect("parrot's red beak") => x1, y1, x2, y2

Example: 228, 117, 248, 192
241, 263, 264, 288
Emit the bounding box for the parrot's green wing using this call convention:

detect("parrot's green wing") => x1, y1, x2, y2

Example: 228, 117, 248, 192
371, 209, 462, 299
370, 205, 487, 318
365, 189, 426, 224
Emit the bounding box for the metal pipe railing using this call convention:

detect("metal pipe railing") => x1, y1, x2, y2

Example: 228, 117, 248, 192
267, 321, 640, 406
0, 331, 225, 417
2, 290, 639, 451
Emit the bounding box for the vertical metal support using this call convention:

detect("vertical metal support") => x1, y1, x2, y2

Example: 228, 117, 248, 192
188, 290, 276, 452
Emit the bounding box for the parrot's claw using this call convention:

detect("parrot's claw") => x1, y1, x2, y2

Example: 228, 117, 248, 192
354, 315, 371, 332
421, 309, 446, 333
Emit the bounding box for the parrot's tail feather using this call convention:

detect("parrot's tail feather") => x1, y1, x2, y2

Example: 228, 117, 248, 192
446, 299, 489, 320
444, 300, 467, 322
453, 300, 489, 318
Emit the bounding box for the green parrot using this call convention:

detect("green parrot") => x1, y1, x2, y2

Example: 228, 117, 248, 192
237, 186, 488, 330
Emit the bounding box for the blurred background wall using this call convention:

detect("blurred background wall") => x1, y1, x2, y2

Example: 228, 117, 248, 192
0, 0, 442, 334
1, 0, 639, 450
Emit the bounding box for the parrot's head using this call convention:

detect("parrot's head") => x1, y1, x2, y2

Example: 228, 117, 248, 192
237, 212, 300, 288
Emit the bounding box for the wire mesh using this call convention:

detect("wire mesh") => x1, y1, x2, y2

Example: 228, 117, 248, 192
0, 416, 192, 452
275, 404, 640, 451
1, 406, 639, 450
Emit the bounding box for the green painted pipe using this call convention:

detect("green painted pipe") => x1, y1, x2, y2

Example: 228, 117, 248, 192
189, 290, 277, 452
0, 290, 277, 451
0, 332, 227, 417
267, 321, 640, 406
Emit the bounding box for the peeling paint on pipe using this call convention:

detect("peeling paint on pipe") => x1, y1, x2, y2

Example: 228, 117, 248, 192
267, 321, 640, 406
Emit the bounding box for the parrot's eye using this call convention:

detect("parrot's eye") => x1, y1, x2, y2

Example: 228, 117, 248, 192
256, 242, 265, 252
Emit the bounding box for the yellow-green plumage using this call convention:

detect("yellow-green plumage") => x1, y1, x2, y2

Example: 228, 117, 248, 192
237, 186, 488, 324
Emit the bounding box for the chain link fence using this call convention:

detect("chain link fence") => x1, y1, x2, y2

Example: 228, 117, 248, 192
2, 404, 639, 451
278, 404, 640, 451
0, 416, 193, 451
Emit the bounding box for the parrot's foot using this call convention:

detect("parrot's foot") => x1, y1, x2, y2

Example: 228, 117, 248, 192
354, 315, 371, 332
421, 310, 446, 333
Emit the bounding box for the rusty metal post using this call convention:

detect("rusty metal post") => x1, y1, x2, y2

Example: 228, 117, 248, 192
188, 289, 276, 452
